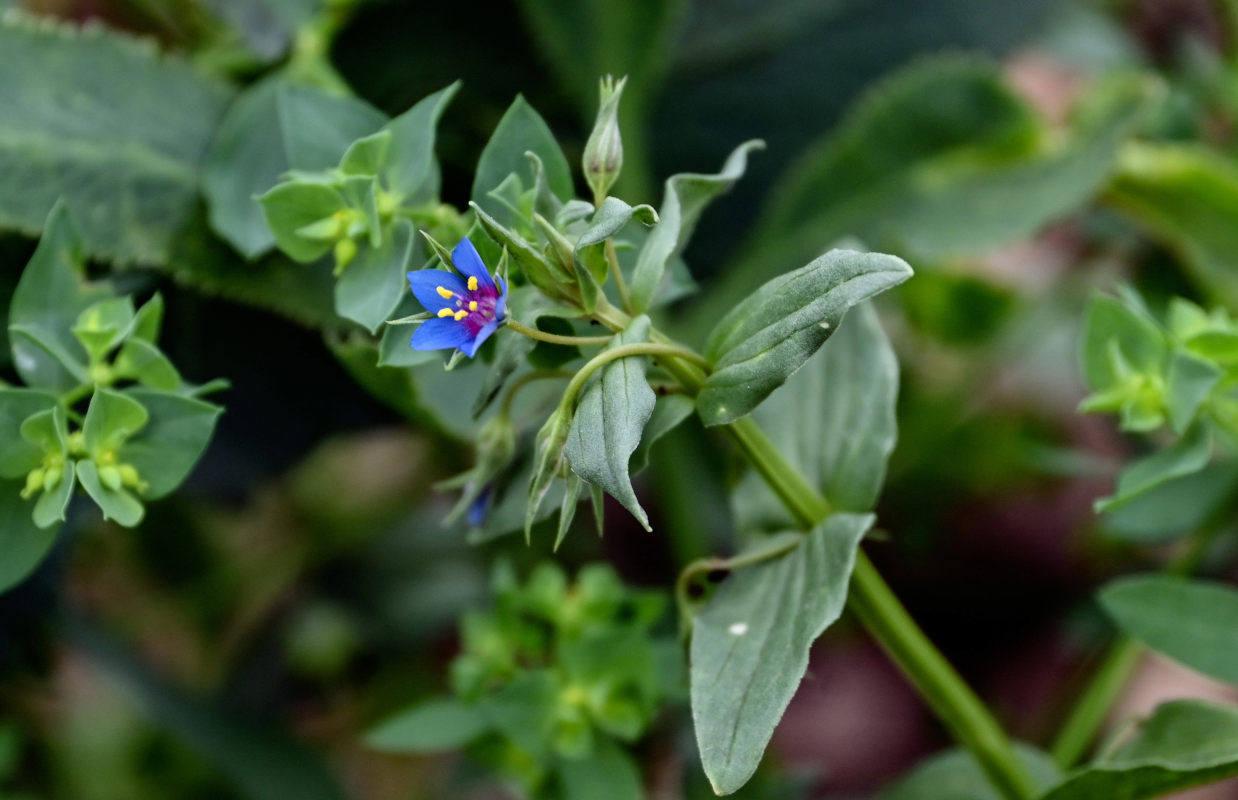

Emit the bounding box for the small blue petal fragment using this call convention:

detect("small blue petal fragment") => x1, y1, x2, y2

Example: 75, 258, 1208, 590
452, 238, 495, 291
494, 276, 508, 321
468, 485, 493, 527
412, 317, 474, 351
407, 270, 466, 312
462, 319, 501, 357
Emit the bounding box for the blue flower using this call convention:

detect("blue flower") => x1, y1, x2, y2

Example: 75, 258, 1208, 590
406, 237, 507, 357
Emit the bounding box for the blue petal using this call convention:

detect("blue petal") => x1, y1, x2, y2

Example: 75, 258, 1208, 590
407, 269, 466, 312
462, 319, 500, 357
412, 317, 474, 351
467, 484, 493, 527
494, 276, 508, 321
452, 238, 496, 291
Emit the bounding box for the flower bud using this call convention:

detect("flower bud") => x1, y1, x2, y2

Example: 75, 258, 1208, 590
582, 75, 627, 203
21, 469, 45, 500
333, 237, 358, 275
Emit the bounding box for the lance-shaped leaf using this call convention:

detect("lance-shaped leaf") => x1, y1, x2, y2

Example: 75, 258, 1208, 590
557, 739, 646, 800
733, 302, 898, 531
203, 77, 388, 258
630, 141, 763, 312
9, 202, 107, 391
564, 316, 656, 531
0, 479, 61, 592
1095, 422, 1212, 513
0, 14, 233, 265
472, 96, 573, 228
335, 219, 416, 333
0, 388, 59, 479
383, 82, 460, 201
691, 513, 873, 795
1100, 575, 1238, 685
878, 745, 1061, 800
698, 249, 912, 426
1040, 700, 1238, 799
364, 697, 490, 754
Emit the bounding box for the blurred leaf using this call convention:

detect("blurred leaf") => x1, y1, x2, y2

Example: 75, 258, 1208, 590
1165, 349, 1221, 433
564, 316, 656, 531
472, 96, 573, 228
259, 181, 348, 263
1099, 462, 1238, 543
690, 513, 872, 795
383, 82, 460, 200
207, 0, 319, 61
733, 302, 897, 532
698, 249, 911, 427
0, 389, 58, 479
365, 697, 490, 753
1080, 293, 1167, 392
76, 459, 144, 527
33, 460, 73, 529
203, 76, 388, 258
70, 619, 350, 800
120, 389, 223, 499
1107, 143, 1238, 307
557, 739, 645, 800
477, 669, 558, 759
691, 61, 1151, 335
630, 140, 763, 311
878, 745, 1061, 799
1100, 575, 1238, 685
0, 480, 60, 592
335, 219, 415, 332
629, 393, 694, 475
8, 202, 107, 391
82, 389, 149, 455
0, 14, 233, 264
1095, 423, 1212, 513
1040, 700, 1238, 800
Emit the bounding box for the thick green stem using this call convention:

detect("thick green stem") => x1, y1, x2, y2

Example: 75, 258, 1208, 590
505, 318, 613, 346
1050, 636, 1143, 767
1048, 517, 1227, 767
589, 301, 1035, 799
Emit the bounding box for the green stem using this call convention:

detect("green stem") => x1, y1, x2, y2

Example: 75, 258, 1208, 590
505, 318, 613, 347
560, 343, 710, 411
605, 239, 635, 314
1049, 517, 1227, 767
588, 301, 1035, 798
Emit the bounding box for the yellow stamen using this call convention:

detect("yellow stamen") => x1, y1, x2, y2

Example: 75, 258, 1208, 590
454, 309, 468, 321
437, 308, 454, 318
436, 286, 454, 299
467, 276, 479, 291
469, 300, 478, 311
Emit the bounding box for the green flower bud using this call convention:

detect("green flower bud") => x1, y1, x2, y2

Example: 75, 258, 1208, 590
118, 464, 147, 493
582, 75, 627, 203
333, 237, 358, 275
43, 465, 62, 492
21, 469, 45, 500
98, 464, 123, 491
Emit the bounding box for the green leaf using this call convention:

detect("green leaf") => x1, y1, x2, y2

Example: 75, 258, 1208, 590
1095, 423, 1212, 513
258, 181, 348, 263
1165, 349, 1221, 433
82, 388, 149, 455
733, 302, 898, 532
0, 14, 233, 264
689, 63, 1151, 337
9, 201, 106, 390
114, 338, 181, 391
557, 739, 646, 800
0, 480, 60, 592
555, 472, 584, 551
1040, 700, 1238, 800
203, 76, 389, 258
19, 405, 65, 456
698, 249, 912, 427
335, 219, 415, 333
471, 96, 573, 228
338, 131, 391, 177
1100, 575, 1238, 685
120, 389, 223, 499
71, 296, 135, 361
690, 513, 873, 795
33, 460, 74, 529
76, 459, 144, 527
629, 393, 695, 475
527, 406, 573, 542
1100, 463, 1238, 544
564, 316, 656, 531
477, 669, 558, 759
383, 82, 460, 200
878, 745, 1061, 800
629, 140, 763, 311
130, 293, 163, 343
1107, 143, 1238, 307
364, 697, 490, 753
1080, 293, 1167, 392
576, 197, 659, 250
0, 389, 58, 479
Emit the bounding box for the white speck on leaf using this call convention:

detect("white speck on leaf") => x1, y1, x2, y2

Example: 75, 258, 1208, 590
728, 622, 748, 636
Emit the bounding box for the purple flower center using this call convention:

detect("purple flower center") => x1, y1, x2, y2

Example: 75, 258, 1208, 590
434, 276, 503, 335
